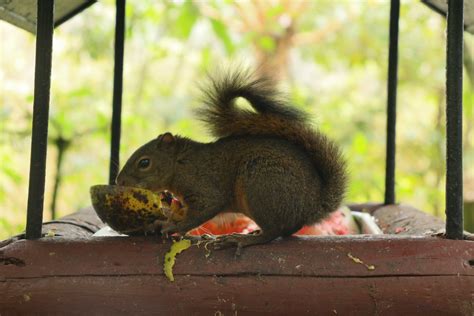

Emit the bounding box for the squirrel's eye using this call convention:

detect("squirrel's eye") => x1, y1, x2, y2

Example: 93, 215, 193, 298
138, 158, 150, 169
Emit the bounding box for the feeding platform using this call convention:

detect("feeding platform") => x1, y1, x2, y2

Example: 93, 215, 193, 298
1, 205, 473, 315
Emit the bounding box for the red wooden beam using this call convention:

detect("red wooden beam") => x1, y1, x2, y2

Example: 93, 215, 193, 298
1, 236, 472, 314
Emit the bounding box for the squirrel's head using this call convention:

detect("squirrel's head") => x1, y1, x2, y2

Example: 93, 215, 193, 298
116, 132, 177, 192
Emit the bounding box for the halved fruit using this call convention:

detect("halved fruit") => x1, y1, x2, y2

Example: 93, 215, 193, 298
90, 184, 173, 235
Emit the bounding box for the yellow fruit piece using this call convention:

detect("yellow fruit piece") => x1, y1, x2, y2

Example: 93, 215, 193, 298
104, 187, 162, 214
347, 252, 376, 271
90, 185, 166, 234
163, 239, 192, 282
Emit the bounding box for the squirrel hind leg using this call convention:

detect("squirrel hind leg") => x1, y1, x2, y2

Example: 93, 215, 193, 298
212, 229, 282, 255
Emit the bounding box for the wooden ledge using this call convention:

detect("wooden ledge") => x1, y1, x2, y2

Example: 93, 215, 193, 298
1, 236, 473, 315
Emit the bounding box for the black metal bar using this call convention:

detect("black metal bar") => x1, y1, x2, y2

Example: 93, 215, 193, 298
420, 0, 468, 33
384, 0, 400, 205
25, 0, 55, 239
50, 137, 70, 220
108, 0, 126, 185
445, 0, 464, 240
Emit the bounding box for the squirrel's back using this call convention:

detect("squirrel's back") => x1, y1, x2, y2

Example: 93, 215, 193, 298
198, 70, 348, 213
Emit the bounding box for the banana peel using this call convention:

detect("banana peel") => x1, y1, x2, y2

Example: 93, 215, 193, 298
90, 185, 185, 235
163, 239, 192, 282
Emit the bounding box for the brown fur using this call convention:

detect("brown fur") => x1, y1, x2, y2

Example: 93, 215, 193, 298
116, 69, 347, 248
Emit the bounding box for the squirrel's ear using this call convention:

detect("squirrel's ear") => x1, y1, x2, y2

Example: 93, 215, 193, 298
157, 132, 175, 144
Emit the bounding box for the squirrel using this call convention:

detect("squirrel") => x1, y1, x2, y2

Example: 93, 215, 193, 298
116, 69, 347, 250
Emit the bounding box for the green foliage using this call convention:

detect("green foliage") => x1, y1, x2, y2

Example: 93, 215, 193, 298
167, 1, 199, 39
257, 35, 276, 52
0, 218, 23, 239
0, 0, 473, 239
210, 19, 235, 55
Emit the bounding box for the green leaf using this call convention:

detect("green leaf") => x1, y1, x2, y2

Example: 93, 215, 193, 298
266, 4, 284, 18
352, 132, 368, 154
258, 35, 276, 53
210, 19, 235, 55
171, 1, 199, 39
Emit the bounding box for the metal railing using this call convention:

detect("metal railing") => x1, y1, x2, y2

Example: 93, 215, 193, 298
384, 0, 400, 206
23, 0, 465, 240
445, 0, 464, 240
109, 0, 126, 186
25, 0, 55, 239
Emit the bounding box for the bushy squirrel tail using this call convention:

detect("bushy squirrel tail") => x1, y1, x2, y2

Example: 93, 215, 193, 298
198, 70, 348, 212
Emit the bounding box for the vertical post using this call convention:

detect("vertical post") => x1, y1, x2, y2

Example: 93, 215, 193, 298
445, 0, 464, 240
25, 0, 55, 239
384, 0, 400, 205
108, 0, 126, 185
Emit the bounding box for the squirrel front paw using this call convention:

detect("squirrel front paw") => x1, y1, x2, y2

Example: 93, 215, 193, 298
143, 219, 168, 234
160, 221, 191, 237
160, 221, 179, 236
